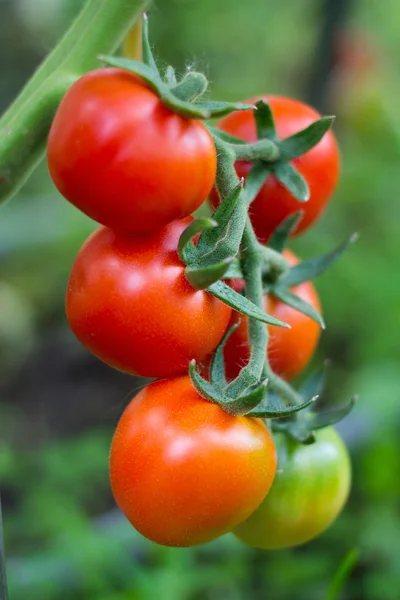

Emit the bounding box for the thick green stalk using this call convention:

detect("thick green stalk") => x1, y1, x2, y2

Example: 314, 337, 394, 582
0, 497, 7, 600
0, 0, 149, 204
229, 139, 280, 162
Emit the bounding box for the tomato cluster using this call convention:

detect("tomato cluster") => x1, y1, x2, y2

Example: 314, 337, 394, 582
47, 63, 350, 549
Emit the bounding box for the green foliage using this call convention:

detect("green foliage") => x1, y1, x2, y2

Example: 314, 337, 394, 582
2, 0, 400, 598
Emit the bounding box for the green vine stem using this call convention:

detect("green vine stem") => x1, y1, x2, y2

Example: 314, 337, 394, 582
0, 0, 149, 205
212, 132, 304, 407
0, 496, 7, 600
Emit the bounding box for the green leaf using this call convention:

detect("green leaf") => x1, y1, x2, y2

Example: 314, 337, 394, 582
248, 395, 316, 418
278, 116, 334, 160
272, 286, 325, 328
281, 234, 359, 287
207, 127, 246, 145
189, 361, 226, 405
268, 211, 303, 253
210, 323, 240, 388
245, 162, 271, 204
142, 14, 160, 75
254, 100, 277, 140
185, 257, 234, 289
309, 396, 357, 430
195, 100, 255, 118
197, 184, 244, 259
273, 161, 310, 202
208, 281, 290, 328
177, 217, 217, 264
325, 549, 359, 600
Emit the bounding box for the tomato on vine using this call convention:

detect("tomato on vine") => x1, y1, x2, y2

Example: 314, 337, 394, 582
223, 250, 321, 381
66, 218, 231, 378
233, 426, 351, 549
211, 96, 340, 242
110, 375, 277, 547
48, 68, 217, 231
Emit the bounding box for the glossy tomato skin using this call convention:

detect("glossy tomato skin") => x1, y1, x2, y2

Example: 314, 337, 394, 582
110, 375, 277, 547
48, 68, 217, 231
223, 250, 321, 381
234, 427, 351, 549
66, 219, 231, 378
211, 96, 340, 242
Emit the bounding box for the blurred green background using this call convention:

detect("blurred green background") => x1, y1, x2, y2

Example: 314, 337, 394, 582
1, 0, 400, 598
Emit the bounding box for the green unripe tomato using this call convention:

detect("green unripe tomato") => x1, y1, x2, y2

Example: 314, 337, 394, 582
233, 426, 351, 550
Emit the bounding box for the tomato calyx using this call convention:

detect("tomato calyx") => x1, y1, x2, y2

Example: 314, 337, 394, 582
99, 17, 254, 120
212, 100, 335, 203
272, 364, 357, 444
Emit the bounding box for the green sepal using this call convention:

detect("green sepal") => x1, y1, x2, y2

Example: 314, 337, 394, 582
299, 364, 327, 402
189, 361, 226, 405
268, 211, 303, 253
222, 259, 243, 280
308, 396, 357, 430
248, 394, 317, 418
185, 257, 234, 290
164, 65, 177, 86
210, 322, 240, 387
245, 161, 272, 204
178, 217, 217, 264
208, 280, 290, 328
195, 100, 255, 118
281, 233, 358, 287
278, 116, 335, 160
271, 285, 326, 329
171, 71, 208, 103
142, 14, 160, 75
196, 183, 243, 256
254, 100, 277, 140
222, 380, 268, 416
273, 161, 310, 202
207, 127, 246, 145
272, 419, 317, 444
98, 56, 209, 119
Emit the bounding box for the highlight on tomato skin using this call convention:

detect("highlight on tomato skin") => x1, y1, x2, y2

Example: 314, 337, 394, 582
109, 375, 278, 548
47, 68, 217, 232
223, 249, 322, 381
65, 218, 232, 379
211, 95, 341, 243
233, 426, 351, 550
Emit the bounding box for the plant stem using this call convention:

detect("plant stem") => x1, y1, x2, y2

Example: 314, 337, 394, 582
228, 139, 280, 162
0, 0, 149, 205
0, 496, 8, 600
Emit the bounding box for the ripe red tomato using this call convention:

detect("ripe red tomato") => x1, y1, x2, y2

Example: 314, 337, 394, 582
211, 96, 340, 242
47, 68, 217, 231
233, 427, 351, 549
66, 219, 231, 378
223, 250, 321, 381
110, 375, 277, 547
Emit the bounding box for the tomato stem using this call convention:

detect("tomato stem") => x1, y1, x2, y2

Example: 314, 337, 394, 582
229, 139, 280, 162
0, 0, 149, 205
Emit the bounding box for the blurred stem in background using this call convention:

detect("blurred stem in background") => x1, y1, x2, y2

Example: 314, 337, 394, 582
308, 0, 354, 112
0, 496, 8, 600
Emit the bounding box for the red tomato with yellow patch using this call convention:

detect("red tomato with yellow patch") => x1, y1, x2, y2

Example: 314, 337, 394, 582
223, 250, 321, 380
66, 219, 231, 378
48, 68, 217, 231
110, 375, 277, 547
211, 96, 340, 242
